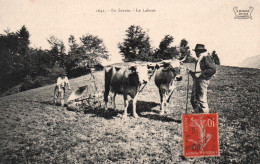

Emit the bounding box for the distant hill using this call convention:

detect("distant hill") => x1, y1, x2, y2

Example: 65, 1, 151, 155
239, 55, 260, 69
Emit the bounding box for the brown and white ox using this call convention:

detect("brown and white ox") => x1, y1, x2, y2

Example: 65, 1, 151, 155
104, 64, 155, 119
154, 57, 186, 115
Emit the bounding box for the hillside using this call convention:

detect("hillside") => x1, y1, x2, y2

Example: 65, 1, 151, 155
239, 55, 260, 69
0, 63, 259, 163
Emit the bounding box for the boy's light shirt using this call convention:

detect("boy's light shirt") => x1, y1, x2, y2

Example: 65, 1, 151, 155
57, 77, 69, 87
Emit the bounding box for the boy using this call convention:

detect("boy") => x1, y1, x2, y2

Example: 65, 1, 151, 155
54, 72, 71, 106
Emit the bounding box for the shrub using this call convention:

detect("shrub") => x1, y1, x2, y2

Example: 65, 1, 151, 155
21, 76, 34, 91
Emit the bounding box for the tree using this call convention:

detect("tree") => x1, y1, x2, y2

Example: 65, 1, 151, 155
47, 35, 66, 67
66, 34, 109, 77
159, 35, 174, 51
68, 35, 79, 55
179, 39, 190, 58
0, 29, 19, 68
17, 25, 30, 55
211, 50, 220, 65
79, 34, 109, 67
0, 26, 31, 76
0, 27, 111, 94
118, 25, 152, 61
155, 35, 179, 60
65, 35, 80, 74
180, 39, 188, 47
0, 26, 31, 93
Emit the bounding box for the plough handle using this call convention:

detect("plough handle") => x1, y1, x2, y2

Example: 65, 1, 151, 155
90, 71, 98, 91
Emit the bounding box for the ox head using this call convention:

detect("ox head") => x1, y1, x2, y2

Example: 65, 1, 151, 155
169, 59, 183, 81
159, 55, 187, 81
129, 64, 150, 85
147, 63, 159, 78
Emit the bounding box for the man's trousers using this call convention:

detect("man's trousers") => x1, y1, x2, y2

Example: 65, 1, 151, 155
190, 78, 210, 113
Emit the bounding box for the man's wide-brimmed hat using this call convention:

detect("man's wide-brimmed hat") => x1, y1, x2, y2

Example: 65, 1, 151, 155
193, 44, 207, 52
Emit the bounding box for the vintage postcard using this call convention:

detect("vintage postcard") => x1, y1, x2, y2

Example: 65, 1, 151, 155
0, 0, 259, 163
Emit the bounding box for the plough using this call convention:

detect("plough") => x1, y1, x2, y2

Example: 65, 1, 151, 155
67, 68, 103, 111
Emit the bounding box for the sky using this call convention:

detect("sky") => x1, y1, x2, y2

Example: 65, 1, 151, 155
0, 0, 259, 66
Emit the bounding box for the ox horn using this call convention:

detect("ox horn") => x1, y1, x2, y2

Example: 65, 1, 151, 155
178, 55, 187, 63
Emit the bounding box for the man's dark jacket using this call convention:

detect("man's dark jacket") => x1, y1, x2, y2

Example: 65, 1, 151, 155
195, 55, 216, 80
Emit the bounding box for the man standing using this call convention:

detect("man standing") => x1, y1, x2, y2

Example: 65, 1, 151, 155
189, 44, 216, 113
54, 72, 71, 107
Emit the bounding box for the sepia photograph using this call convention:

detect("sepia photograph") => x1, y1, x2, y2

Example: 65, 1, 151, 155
0, 0, 259, 163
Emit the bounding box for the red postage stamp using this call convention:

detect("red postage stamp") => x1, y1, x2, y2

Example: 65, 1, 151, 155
182, 113, 219, 157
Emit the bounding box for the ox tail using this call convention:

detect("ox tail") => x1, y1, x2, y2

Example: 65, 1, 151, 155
104, 67, 113, 103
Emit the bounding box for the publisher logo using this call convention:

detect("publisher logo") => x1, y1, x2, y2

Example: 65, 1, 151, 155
233, 6, 254, 19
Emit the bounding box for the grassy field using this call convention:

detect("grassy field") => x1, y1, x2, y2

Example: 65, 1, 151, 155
0, 63, 259, 163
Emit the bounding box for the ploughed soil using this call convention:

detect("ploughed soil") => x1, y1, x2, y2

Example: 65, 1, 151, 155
0, 63, 259, 163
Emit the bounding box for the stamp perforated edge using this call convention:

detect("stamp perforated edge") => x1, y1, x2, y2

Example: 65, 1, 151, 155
181, 113, 220, 158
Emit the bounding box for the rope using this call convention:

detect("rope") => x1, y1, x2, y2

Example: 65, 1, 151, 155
138, 68, 156, 93
166, 82, 175, 102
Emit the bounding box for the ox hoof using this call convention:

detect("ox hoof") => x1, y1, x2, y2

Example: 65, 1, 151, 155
122, 114, 128, 120
133, 114, 139, 118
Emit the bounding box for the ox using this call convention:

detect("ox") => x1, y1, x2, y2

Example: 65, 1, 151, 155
154, 58, 185, 115
104, 64, 154, 119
